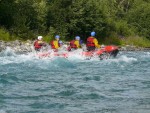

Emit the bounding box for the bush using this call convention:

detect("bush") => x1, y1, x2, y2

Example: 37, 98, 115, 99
121, 36, 150, 47
0, 27, 19, 41
103, 35, 122, 45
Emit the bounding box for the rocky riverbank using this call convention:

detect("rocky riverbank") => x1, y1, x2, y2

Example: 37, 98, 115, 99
0, 40, 150, 53
118, 45, 150, 51
0, 40, 33, 53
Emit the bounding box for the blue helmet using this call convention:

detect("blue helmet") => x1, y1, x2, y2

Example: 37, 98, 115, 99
75, 36, 80, 40
55, 35, 60, 39
91, 31, 96, 36
80, 40, 83, 44
59, 40, 63, 44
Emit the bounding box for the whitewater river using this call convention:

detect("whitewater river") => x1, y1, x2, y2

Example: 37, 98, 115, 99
0, 48, 150, 113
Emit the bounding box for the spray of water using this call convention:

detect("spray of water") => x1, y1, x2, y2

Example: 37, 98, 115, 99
0, 110, 7, 113
1, 47, 150, 67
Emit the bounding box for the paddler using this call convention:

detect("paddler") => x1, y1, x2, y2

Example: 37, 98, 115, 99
68, 36, 81, 51
34, 36, 46, 51
86, 31, 100, 51
50, 35, 60, 52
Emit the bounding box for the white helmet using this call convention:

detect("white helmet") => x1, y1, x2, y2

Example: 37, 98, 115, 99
38, 36, 43, 40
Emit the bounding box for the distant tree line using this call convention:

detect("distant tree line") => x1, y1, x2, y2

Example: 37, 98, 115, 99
0, 0, 150, 41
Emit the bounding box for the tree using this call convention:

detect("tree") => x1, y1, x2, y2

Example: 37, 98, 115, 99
127, 0, 150, 39
0, 0, 16, 28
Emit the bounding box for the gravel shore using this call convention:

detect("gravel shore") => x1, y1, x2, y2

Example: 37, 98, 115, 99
0, 40, 150, 53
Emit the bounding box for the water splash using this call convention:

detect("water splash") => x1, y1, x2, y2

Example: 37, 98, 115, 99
0, 110, 7, 113
111, 55, 137, 63
0, 48, 149, 68
0, 48, 77, 70
0, 47, 16, 57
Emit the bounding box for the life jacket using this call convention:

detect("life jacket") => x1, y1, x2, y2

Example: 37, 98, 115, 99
50, 40, 60, 49
34, 40, 42, 49
86, 37, 95, 47
70, 40, 77, 49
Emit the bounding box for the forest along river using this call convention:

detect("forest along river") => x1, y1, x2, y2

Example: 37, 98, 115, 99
0, 48, 150, 113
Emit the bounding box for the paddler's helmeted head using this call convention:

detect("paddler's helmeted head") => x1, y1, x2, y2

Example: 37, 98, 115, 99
38, 36, 43, 40
75, 36, 80, 40
55, 35, 60, 41
91, 31, 96, 37
59, 40, 63, 46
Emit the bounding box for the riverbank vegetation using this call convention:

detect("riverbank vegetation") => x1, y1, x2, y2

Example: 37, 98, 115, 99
0, 0, 150, 47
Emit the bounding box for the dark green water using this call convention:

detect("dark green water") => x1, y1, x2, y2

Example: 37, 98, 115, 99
0, 48, 150, 113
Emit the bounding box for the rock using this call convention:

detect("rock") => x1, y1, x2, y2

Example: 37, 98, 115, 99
0, 40, 150, 53
119, 45, 150, 51
119, 46, 126, 51
0, 46, 2, 50
14, 40, 21, 46
0, 40, 34, 53
0, 41, 6, 51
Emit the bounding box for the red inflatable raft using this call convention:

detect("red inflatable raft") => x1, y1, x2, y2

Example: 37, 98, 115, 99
36, 45, 119, 60
82, 45, 119, 59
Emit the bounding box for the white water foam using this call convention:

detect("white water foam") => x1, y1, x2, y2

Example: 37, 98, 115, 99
98, 54, 138, 69
117, 55, 137, 63
0, 47, 142, 66
0, 47, 36, 65
0, 47, 76, 69
0, 50, 99, 65
142, 52, 150, 58
0, 110, 7, 113
0, 47, 16, 57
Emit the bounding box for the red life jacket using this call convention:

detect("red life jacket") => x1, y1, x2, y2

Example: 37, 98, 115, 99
50, 40, 60, 49
34, 40, 42, 49
86, 37, 95, 47
70, 40, 77, 49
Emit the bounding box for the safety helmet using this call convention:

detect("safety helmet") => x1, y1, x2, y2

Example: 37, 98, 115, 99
91, 31, 96, 36
59, 40, 63, 44
38, 36, 43, 40
75, 36, 80, 40
55, 35, 60, 39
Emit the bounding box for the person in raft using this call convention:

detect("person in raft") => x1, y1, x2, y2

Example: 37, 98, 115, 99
58, 40, 64, 47
50, 35, 61, 52
34, 36, 46, 51
86, 31, 100, 51
68, 36, 81, 51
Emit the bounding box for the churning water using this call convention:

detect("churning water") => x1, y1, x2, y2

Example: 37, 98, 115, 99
0, 48, 150, 113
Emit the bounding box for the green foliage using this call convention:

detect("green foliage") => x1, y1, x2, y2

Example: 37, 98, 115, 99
121, 36, 150, 47
103, 36, 122, 45
43, 27, 56, 42
0, 0, 48, 39
102, 35, 150, 47
0, 28, 10, 41
0, 0, 16, 28
0, 0, 150, 47
127, 0, 150, 39
0, 27, 19, 41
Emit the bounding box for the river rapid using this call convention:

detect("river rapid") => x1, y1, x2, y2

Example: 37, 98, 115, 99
0, 48, 150, 113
